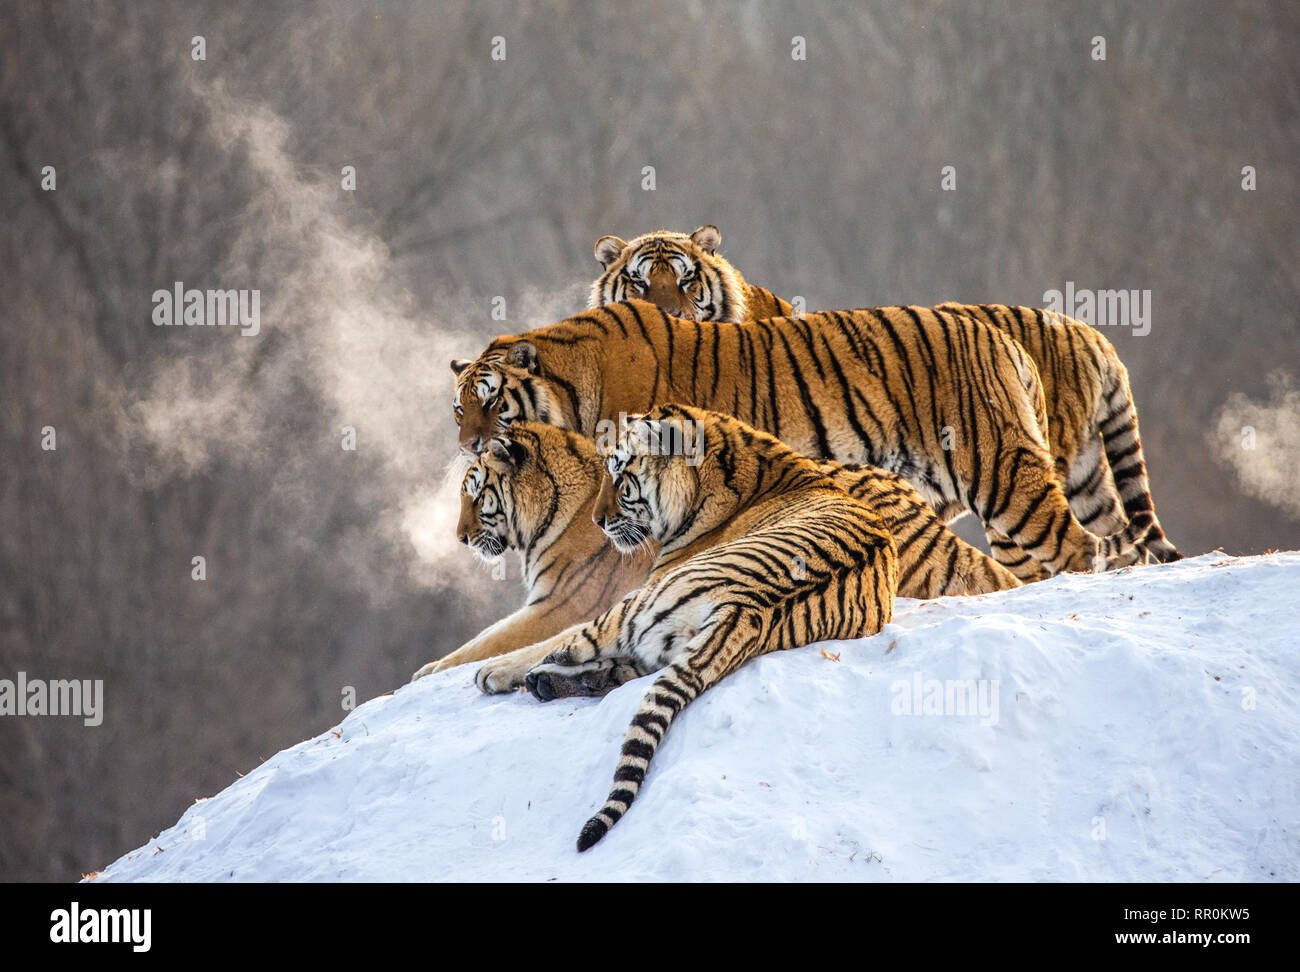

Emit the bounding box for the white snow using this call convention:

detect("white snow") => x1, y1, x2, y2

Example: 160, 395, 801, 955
94, 552, 1300, 882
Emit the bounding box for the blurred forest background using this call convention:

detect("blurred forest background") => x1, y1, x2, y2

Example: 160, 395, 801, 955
2, 0, 1297, 880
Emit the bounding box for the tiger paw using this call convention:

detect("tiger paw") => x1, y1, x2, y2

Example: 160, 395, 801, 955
524, 658, 640, 701
525, 667, 562, 702
475, 656, 532, 695
541, 646, 580, 667
410, 658, 447, 682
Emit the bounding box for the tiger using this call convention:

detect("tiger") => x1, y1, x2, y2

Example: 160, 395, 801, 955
420, 420, 1022, 678
412, 419, 1017, 681
590, 225, 794, 323
410, 426, 654, 681
474, 405, 900, 851
589, 230, 1179, 572
449, 299, 1154, 578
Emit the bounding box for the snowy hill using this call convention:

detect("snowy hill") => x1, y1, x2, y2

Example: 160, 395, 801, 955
93, 552, 1300, 882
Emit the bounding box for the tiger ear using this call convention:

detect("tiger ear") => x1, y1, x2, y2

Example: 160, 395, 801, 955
594, 235, 628, 268
506, 340, 538, 373
690, 225, 721, 254
450, 358, 472, 375
487, 437, 528, 468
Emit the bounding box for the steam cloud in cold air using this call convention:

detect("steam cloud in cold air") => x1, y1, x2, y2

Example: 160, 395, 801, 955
123, 83, 581, 597
1213, 371, 1300, 522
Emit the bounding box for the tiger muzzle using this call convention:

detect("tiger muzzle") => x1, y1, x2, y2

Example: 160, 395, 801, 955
456, 505, 477, 544
591, 476, 618, 530
646, 272, 694, 321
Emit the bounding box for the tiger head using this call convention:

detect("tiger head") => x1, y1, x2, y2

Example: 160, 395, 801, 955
591, 405, 705, 553
450, 341, 568, 455
456, 425, 567, 560
589, 225, 748, 323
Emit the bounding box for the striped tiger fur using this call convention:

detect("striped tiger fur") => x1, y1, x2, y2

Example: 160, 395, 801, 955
935, 302, 1181, 572
430, 421, 1022, 684
821, 462, 1021, 597
586, 230, 1179, 574
477, 405, 899, 851
410, 428, 654, 681
590, 225, 793, 323
418, 421, 1017, 683
450, 299, 1153, 577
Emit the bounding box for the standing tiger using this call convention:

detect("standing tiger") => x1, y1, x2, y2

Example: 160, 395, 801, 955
587, 229, 1181, 574
450, 300, 1153, 577
412, 420, 1020, 681
475, 405, 900, 851
590, 225, 794, 322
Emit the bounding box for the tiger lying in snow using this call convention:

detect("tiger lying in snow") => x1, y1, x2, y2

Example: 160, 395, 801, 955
411, 420, 1019, 681
475, 404, 900, 850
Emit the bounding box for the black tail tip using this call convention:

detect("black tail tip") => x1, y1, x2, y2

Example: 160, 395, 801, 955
577, 817, 608, 853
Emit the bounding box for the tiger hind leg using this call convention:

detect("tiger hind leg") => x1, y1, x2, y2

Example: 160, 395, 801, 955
889, 501, 1026, 594
986, 532, 1053, 582
1062, 435, 1145, 567
1098, 361, 1184, 563
983, 446, 1153, 575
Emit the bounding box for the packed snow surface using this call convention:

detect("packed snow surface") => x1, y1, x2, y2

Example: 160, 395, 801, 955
96, 552, 1300, 882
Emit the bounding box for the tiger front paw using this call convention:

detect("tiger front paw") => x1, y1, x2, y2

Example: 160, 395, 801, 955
411, 658, 448, 682
475, 655, 534, 695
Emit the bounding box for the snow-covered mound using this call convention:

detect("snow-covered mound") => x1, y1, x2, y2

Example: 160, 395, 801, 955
95, 553, 1300, 882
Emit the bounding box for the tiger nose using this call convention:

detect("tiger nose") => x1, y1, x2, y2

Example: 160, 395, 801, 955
593, 512, 608, 530
457, 532, 469, 545
461, 436, 483, 455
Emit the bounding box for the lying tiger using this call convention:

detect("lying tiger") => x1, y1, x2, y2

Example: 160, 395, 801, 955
589, 228, 1181, 575
475, 405, 900, 851
411, 419, 1020, 681
450, 300, 1154, 578
410, 425, 654, 681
